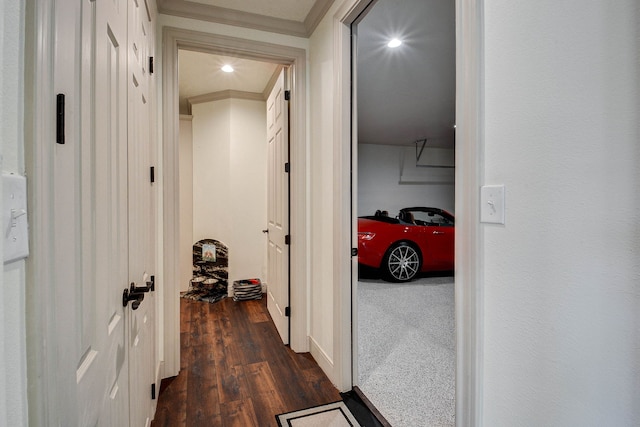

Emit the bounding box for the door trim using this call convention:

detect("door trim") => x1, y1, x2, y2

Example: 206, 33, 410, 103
26, 0, 60, 423
334, 0, 484, 424
454, 1, 485, 425
161, 27, 308, 377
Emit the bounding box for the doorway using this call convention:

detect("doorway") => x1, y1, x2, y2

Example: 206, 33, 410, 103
351, 0, 456, 425
161, 28, 309, 377
176, 50, 291, 342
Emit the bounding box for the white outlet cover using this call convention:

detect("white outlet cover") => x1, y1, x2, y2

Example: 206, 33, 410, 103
480, 185, 505, 224
3, 173, 29, 263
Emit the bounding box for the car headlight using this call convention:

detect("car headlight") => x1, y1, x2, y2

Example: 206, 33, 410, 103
358, 232, 376, 241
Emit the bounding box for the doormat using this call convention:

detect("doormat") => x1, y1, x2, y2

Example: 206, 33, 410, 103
276, 401, 361, 427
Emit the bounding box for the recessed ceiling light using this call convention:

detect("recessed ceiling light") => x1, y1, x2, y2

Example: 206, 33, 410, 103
221, 65, 234, 73
387, 38, 402, 48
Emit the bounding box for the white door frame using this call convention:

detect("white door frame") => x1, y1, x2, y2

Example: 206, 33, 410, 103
161, 27, 308, 377
332, 0, 484, 424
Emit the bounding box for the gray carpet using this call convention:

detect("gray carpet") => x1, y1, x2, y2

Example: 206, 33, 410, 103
357, 275, 455, 427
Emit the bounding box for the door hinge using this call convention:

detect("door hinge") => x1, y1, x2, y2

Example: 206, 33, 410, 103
56, 94, 65, 145
151, 383, 156, 400
149, 56, 154, 74
284, 162, 290, 173
150, 166, 155, 183
351, 248, 358, 256
285, 307, 291, 317
285, 235, 290, 245
284, 90, 290, 101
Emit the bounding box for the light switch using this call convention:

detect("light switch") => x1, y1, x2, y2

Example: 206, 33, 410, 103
480, 185, 505, 224
3, 173, 29, 263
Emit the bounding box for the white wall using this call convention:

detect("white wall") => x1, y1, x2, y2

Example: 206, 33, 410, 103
308, 6, 337, 370
0, 0, 29, 425
192, 100, 231, 244
358, 143, 454, 216
191, 98, 267, 288
179, 116, 194, 292
229, 99, 269, 283
482, 1, 640, 425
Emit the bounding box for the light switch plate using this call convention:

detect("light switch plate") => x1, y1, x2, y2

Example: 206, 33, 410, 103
3, 173, 29, 263
480, 185, 505, 224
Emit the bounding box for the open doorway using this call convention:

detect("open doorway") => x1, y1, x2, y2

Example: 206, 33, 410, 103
161, 28, 309, 377
176, 50, 279, 301
177, 50, 293, 345
352, 0, 456, 425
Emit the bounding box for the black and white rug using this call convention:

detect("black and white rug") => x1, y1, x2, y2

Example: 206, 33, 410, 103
276, 401, 361, 427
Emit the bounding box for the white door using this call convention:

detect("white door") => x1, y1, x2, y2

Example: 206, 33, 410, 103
74, 0, 131, 425
127, 0, 157, 425
51, 0, 156, 425
266, 68, 290, 344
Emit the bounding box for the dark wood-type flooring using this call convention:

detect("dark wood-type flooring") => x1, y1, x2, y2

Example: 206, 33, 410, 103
152, 297, 342, 427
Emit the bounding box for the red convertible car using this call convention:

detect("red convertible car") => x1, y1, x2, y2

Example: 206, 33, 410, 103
358, 207, 454, 282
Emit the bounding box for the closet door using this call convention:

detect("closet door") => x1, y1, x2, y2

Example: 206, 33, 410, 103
75, 0, 131, 424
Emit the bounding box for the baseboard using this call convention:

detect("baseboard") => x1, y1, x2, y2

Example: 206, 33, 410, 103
309, 336, 335, 381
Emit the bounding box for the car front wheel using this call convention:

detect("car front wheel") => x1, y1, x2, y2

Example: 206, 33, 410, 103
382, 242, 421, 282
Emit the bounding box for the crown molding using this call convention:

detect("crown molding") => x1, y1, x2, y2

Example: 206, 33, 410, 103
188, 89, 265, 107
157, 0, 335, 37
304, 0, 335, 35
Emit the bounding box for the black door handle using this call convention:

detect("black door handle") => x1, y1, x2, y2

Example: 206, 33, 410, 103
123, 287, 145, 310
130, 281, 152, 293
262, 229, 269, 234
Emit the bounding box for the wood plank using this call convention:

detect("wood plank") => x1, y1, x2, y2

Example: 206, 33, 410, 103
250, 390, 287, 426
220, 399, 259, 427
153, 374, 187, 427
153, 298, 341, 426
185, 344, 220, 426
244, 361, 279, 396
217, 364, 249, 404
243, 299, 270, 323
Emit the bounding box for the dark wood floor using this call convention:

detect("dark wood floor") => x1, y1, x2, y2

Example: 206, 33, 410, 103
152, 297, 342, 427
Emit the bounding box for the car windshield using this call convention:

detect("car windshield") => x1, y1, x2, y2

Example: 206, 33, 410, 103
408, 210, 454, 226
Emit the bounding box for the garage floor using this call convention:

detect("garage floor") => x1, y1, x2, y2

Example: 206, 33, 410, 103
357, 274, 455, 427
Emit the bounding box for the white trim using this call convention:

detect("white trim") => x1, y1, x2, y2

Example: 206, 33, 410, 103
304, 0, 337, 36
332, 0, 374, 394
25, 0, 60, 424
455, 0, 484, 425
187, 90, 265, 114
309, 336, 334, 379
157, 0, 335, 38
334, 0, 484, 422
161, 27, 309, 377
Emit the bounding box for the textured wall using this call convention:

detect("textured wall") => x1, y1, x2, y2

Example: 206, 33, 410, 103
483, 1, 640, 425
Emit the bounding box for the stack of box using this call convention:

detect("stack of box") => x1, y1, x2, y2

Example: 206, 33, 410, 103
232, 278, 263, 301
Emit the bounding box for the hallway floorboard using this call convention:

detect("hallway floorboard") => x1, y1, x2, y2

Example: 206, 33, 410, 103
152, 297, 341, 427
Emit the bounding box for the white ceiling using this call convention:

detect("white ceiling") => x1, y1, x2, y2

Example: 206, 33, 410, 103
178, 50, 278, 113
176, 0, 455, 147
356, 0, 455, 147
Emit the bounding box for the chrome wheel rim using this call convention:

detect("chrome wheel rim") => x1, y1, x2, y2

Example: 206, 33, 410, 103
387, 245, 419, 281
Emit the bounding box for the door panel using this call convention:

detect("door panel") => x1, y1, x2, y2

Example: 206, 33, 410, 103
76, 0, 130, 425
267, 68, 290, 344
53, 0, 156, 425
